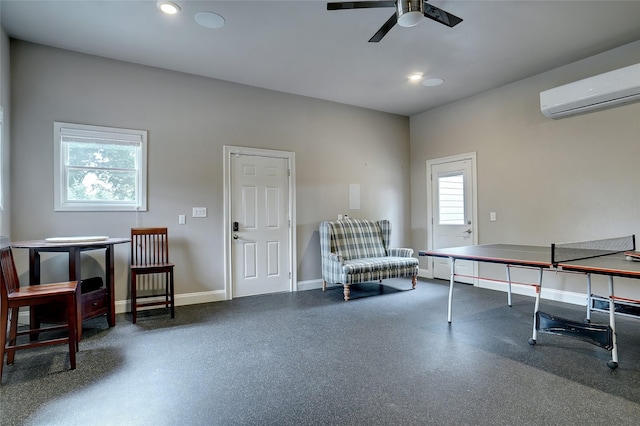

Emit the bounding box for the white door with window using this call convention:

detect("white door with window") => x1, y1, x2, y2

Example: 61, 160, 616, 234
229, 150, 293, 298
428, 154, 477, 284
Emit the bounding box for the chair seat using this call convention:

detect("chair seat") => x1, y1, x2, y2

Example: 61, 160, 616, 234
8, 281, 78, 300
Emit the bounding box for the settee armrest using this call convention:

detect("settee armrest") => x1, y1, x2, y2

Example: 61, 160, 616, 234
388, 247, 414, 257
325, 252, 344, 264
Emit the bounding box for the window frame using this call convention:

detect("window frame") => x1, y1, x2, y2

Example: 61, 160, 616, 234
53, 121, 148, 212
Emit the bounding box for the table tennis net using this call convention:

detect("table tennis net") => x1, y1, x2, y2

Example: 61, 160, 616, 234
551, 235, 635, 264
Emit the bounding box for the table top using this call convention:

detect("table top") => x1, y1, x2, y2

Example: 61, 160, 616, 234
559, 253, 640, 278
420, 244, 552, 268
420, 243, 640, 277
12, 237, 130, 249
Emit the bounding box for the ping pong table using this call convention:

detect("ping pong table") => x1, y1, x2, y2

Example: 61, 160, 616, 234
419, 235, 640, 369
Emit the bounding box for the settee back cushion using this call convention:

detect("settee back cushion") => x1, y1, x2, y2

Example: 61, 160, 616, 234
326, 218, 387, 261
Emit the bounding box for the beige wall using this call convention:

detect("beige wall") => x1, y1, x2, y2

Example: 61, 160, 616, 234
9, 40, 411, 304
411, 40, 640, 298
7, 35, 640, 307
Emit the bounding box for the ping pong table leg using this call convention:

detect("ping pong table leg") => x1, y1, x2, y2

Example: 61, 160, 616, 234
607, 276, 619, 369
506, 265, 512, 307
586, 274, 592, 323
448, 257, 455, 323
528, 267, 543, 345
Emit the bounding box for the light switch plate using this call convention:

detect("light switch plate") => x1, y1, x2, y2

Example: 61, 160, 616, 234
178, 214, 186, 225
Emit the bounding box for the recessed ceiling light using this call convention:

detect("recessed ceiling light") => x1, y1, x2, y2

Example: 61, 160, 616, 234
158, 1, 181, 15
423, 78, 444, 87
408, 73, 423, 82
195, 11, 226, 29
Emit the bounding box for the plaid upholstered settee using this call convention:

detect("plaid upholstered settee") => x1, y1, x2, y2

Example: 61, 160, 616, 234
319, 218, 419, 301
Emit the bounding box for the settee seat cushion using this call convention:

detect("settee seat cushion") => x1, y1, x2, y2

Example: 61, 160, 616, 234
343, 256, 419, 275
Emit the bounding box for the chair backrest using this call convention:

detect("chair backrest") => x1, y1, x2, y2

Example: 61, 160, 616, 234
131, 227, 170, 266
0, 246, 20, 300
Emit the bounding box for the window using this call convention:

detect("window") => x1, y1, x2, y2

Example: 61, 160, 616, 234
438, 172, 464, 225
54, 122, 147, 211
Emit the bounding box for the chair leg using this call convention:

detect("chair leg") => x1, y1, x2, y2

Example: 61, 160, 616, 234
76, 284, 83, 343
169, 270, 175, 319
412, 275, 417, 289
0, 301, 7, 380
29, 306, 41, 342
322, 280, 327, 291
7, 307, 19, 365
66, 293, 77, 370
131, 272, 137, 324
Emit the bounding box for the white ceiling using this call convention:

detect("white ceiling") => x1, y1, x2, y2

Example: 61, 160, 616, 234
2, 0, 640, 116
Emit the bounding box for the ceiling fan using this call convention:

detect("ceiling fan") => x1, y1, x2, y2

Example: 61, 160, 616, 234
327, 0, 463, 42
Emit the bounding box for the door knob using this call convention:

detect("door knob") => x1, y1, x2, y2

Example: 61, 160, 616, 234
233, 234, 239, 240
465, 229, 472, 234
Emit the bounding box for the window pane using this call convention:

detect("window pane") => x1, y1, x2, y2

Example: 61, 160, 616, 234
439, 173, 464, 225
67, 168, 137, 202
66, 141, 138, 169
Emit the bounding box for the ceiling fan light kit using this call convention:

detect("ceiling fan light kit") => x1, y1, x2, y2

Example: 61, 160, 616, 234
397, 0, 423, 27
327, 0, 463, 42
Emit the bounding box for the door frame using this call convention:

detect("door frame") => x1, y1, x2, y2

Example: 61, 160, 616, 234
223, 146, 297, 300
425, 152, 478, 282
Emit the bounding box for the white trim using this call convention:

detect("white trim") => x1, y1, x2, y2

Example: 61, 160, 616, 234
425, 152, 478, 280
53, 121, 148, 211
477, 278, 587, 306
223, 146, 297, 301
15, 284, 585, 324
297, 278, 326, 291
113, 290, 227, 313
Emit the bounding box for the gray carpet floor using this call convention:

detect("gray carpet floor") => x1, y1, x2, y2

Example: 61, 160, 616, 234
1, 278, 640, 425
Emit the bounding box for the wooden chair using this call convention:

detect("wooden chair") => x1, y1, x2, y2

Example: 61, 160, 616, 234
0, 245, 79, 383
130, 227, 175, 323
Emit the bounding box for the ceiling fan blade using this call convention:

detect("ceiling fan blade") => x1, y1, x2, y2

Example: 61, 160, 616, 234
368, 13, 398, 42
327, 1, 396, 11
423, 4, 463, 27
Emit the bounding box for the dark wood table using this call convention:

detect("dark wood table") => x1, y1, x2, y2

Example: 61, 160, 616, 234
12, 237, 130, 339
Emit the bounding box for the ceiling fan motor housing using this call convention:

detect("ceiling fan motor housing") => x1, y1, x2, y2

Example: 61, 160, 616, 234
397, 0, 423, 27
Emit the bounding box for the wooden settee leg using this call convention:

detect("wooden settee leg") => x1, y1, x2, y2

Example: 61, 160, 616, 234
412, 275, 417, 289
343, 284, 350, 301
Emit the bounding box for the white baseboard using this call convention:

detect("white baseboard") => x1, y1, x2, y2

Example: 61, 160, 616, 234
16, 290, 227, 323
477, 278, 588, 306
17, 279, 588, 323
418, 268, 432, 279
296, 279, 326, 291
114, 289, 227, 314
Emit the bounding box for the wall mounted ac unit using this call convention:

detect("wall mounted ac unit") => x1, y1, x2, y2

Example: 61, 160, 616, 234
540, 63, 640, 119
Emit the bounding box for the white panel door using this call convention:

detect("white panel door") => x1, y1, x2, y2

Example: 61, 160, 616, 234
431, 157, 475, 284
231, 154, 291, 297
